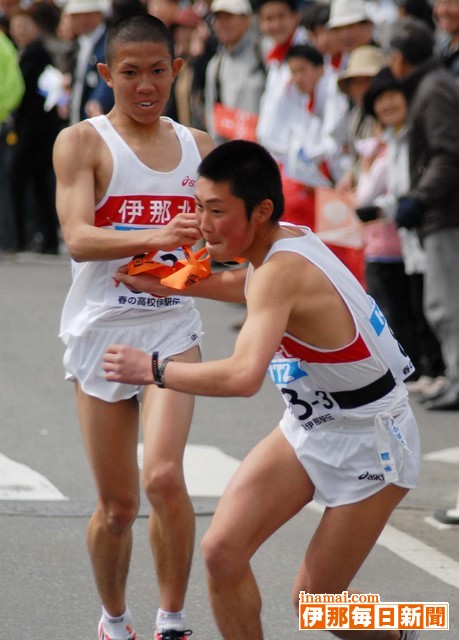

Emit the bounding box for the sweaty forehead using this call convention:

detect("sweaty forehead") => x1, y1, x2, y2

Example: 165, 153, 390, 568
108, 37, 173, 65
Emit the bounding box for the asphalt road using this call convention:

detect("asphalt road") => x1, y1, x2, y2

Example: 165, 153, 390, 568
0, 252, 458, 639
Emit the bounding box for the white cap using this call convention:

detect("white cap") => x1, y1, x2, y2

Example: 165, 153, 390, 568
64, 0, 109, 15
327, 0, 371, 29
210, 0, 252, 16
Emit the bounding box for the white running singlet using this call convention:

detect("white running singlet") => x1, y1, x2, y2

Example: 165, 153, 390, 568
59, 116, 202, 343
256, 227, 420, 505
262, 227, 414, 426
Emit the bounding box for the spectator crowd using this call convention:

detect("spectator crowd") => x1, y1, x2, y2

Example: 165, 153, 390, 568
2, 0, 459, 409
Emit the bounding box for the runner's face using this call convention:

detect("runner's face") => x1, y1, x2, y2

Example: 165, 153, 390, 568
195, 178, 255, 262
100, 40, 181, 123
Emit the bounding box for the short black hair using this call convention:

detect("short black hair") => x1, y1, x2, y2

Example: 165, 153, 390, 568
198, 141, 284, 222
389, 16, 434, 66
301, 1, 329, 32
395, 0, 435, 31
105, 13, 175, 66
255, 0, 298, 14
286, 43, 324, 67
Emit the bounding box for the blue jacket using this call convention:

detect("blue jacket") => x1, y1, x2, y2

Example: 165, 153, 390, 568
74, 25, 113, 121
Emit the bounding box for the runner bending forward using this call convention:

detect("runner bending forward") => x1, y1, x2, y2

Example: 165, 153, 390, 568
104, 140, 421, 640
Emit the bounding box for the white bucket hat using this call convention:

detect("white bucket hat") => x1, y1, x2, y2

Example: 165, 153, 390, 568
328, 0, 371, 29
64, 0, 109, 15
210, 0, 253, 16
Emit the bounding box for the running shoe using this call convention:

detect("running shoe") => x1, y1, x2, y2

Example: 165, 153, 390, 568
154, 630, 192, 640
98, 617, 136, 640
399, 630, 420, 640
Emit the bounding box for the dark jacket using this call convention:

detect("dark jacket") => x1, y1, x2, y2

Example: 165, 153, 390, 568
435, 33, 459, 79
74, 26, 114, 121
402, 57, 459, 236
14, 37, 62, 154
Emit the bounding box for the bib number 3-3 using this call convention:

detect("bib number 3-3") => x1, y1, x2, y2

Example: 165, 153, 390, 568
281, 388, 334, 420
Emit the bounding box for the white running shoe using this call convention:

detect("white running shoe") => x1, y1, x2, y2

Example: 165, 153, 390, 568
406, 375, 434, 394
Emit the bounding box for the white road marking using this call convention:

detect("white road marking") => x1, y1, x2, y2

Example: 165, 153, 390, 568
144, 443, 459, 590
423, 447, 459, 530
424, 515, 456, 531
0, 453, 68, 501
306, 502, 459, 589
137, 443, 240, 497
2, 443, 458, 591
423, 447, 459, 464
378, 524, 459, 589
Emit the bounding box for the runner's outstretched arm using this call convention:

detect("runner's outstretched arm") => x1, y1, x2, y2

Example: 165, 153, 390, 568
113, 263, 248, 304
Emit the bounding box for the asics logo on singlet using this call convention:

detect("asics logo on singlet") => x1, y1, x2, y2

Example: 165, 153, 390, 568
182, 176, 196, 187
358, 471, 385, 481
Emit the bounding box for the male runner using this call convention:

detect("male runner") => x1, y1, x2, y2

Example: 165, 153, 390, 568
103, 140, 421, 640
54, 13, 214, 640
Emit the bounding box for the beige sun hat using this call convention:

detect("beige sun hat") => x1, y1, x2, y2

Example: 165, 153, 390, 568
337, 45, 386, 92
328, 0, 371, 29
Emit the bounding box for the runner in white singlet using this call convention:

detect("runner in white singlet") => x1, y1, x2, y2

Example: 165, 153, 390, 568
104, 140, 421, 640
53, 14, 214, 640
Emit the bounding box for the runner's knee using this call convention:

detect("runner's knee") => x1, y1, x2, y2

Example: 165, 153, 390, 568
142, 460, 186, 506
97, 496, 139, 535
201, 528, 246, 580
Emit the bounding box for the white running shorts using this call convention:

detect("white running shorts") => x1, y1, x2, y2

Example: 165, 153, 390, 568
63, 306, 203, 402
279, 399, 421, 507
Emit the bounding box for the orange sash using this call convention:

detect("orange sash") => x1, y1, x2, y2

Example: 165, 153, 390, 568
127, 246, 212, 290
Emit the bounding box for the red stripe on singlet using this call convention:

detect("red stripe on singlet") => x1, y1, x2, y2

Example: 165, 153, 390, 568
280, 333, 371, 364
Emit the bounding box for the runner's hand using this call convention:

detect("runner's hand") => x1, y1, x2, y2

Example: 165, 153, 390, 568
104, 344, 153, 385
113, 267, 178, 297
156, 212, 202, 250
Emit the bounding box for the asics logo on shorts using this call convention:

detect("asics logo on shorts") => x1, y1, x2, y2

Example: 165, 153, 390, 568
358, 471, 385, 481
